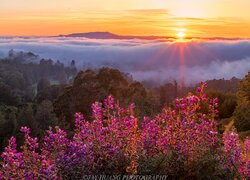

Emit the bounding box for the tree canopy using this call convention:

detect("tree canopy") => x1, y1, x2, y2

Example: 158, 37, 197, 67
234, 72, 250, 132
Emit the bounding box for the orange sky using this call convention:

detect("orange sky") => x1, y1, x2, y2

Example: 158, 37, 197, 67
1, 0, 250, 37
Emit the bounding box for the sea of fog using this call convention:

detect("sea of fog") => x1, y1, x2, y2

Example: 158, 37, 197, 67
0, 36, 250, 84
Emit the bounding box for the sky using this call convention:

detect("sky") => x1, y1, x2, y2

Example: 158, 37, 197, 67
1, 0, 250, 37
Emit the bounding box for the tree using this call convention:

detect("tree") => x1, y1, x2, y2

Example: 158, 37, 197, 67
0, 85, 19, 106
159, 82, 178, 108
17, 104, 36, 132
35, 78, 51, 103
35, 100, 58, 131
53, 68, 127, 129
233, 72, 250, 132
53, 68, 158, 130
0, 106, 17, 152
206, 90, 237, 120
37, 78, 50, 93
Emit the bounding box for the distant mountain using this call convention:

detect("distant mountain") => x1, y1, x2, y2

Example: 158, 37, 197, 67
58, 32, 172, 40
57, 32, 250, 41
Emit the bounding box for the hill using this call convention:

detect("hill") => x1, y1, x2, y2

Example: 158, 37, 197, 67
58, 31, 171, 40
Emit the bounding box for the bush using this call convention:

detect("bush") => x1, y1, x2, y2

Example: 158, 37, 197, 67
0, 83, 249, 179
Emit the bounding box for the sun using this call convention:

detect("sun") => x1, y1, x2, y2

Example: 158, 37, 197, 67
176, 31, 186, 39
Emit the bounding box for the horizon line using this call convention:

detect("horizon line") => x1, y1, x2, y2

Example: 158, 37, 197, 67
0, 31, 250, 40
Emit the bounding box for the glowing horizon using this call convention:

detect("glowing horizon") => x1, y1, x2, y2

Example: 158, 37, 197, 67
1, 0, 250, 37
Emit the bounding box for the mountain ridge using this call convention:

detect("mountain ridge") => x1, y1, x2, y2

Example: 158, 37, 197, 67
58, 31, 172, 40
58, 32, 249, 41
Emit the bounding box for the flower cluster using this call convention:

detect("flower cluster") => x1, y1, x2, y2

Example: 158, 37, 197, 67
0, 83, 249, 179
1, 128, 57, 179
222, 129, 250, 178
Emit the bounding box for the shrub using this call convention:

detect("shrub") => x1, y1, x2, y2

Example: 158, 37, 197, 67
0, 83, 249, 179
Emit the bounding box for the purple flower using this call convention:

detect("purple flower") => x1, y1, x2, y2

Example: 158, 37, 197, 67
20, 126, 30, 134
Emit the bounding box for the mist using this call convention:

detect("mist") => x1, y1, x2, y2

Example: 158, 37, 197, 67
0, 36, 250, 84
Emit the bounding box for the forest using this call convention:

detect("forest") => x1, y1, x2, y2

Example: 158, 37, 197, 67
0, 50, 249, 179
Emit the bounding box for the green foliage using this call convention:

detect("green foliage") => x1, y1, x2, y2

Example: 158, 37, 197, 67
234, 72, 250, 132
239, 130, 250, 139
0, 105, 18, 151
0, 84, 19, 105
218, 118, 232, 133
206, 90, 237, 119
53, 68, 160, 129
37, 78, 50, 93
159, 81, 178, 108
0, 51, 76, 152
0, 50, 244, 156
205, 77, 240, 93
35, 100, 58, 130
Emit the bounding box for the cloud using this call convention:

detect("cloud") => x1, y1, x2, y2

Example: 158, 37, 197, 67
0, 37, 250, 84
